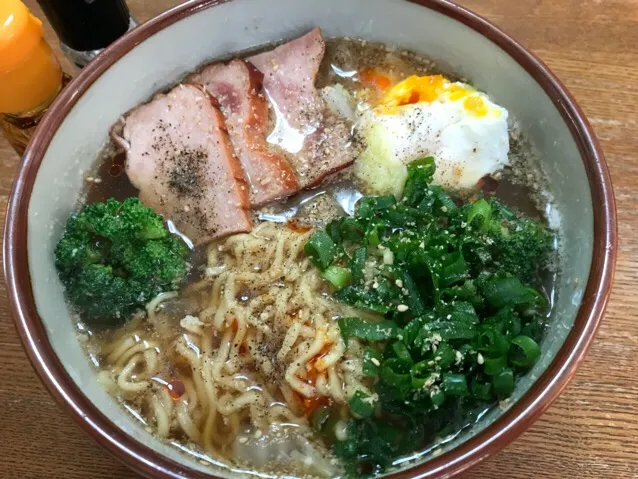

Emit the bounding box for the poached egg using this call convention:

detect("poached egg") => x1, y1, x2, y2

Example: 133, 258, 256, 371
354, 74, 510, 197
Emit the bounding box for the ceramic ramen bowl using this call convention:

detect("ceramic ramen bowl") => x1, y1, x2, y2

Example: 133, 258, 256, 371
4, 0, 616, 477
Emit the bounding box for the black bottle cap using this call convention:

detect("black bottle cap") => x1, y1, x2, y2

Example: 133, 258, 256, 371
36, 0, 131, 52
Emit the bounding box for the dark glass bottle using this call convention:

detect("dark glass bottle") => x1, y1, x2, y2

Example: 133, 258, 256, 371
36, 0, 136, 68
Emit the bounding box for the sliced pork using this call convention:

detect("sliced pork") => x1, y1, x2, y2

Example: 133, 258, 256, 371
112, 84, 251, 245
249, 28, 359, 188
249, 28, 325, 132
188, 59, 298, 206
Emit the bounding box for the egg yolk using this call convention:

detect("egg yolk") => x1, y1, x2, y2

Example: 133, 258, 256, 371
378, 74, 492, 117
380, 75, 447, 106
463, 95, 488, 116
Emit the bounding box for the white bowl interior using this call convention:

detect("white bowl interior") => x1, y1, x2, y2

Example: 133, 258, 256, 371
27, 0, 592, 476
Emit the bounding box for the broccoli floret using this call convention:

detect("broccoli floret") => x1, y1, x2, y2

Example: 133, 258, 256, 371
54, 198, 190, 326
488, 202, 553, 283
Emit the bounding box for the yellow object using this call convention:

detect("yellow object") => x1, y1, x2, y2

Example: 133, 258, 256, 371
0, 0, 63, 114
381, 75, 448, 106
379, 74, 491, 118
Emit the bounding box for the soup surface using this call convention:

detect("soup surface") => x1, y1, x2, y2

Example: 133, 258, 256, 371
61, 31, 557, 478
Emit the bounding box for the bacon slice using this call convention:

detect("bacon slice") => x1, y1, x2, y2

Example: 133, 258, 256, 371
112, 84, 251, 245
249, 28, 358, 188
188, 59, 299, 206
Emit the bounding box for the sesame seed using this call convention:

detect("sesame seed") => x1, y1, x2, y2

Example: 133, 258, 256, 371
477, 353, 485, 365
370, 358, 381, 366
397, 304, 409, 312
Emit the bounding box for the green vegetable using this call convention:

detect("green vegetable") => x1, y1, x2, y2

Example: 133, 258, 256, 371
350, 247, 367, 285
467, 198, 492, 231
433, 342, 456, 369
304, 158, 554, 474
321, 265, 352, 289
492, 368, 515, 396
430, 388, 446, 407
483, 355, 507, 376
403, 156, 435, 206
54, 198, 189, 326
488, 204, 553, 283
349, 391, 377, 418
337, 317, 400, 342
509, 335, 542, 367
471, 380, 493, 401
442, 373, 469, 397
477, 327, 511, 357
363, 347, 382, 376
304, 231, 336, 270
480, 275, 544, 310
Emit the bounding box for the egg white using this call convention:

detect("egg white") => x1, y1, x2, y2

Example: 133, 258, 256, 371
354, 86, 510, 196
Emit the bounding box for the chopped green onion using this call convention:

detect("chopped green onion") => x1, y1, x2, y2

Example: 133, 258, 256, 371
477, 327, 510, 357
471, 380, 493, 401
430, 388, 446, 407
521, 320, 545, 343
325, 220, 342, 244
340, 218, 365, 242
322, 265, 352, 289
501, 314, 522, 337
391, 341, 413, 365
422, 321, 477, 342
357, 195, 397, 219
410, 359, 433, 380
304, 231, 336, 270
337, 317, 399, 342
442, 373, 469, 397
397, 269, 426, 316
301, 156, 554, 474
403, 156, 436, 206
336, 286, 390, 313
365, 221, 387, 247
483, 355, 507, 376
363, 347, 382, 376
509, 335, 541, 367
481, 276, 542, 309
380, 364, 412, 399
439, 251, 467, 288
467, 198, 492, 231
492, 368, 515, 395
350, 247, 367, 285
349, 390, 376, 418
433, 342, 456, 370
431, 185, 458, 213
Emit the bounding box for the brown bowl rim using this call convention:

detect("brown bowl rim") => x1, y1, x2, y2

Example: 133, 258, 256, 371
3, 0, 617, 478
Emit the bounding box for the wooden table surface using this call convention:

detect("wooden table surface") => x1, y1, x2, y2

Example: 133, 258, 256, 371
1, 1, 637, 478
